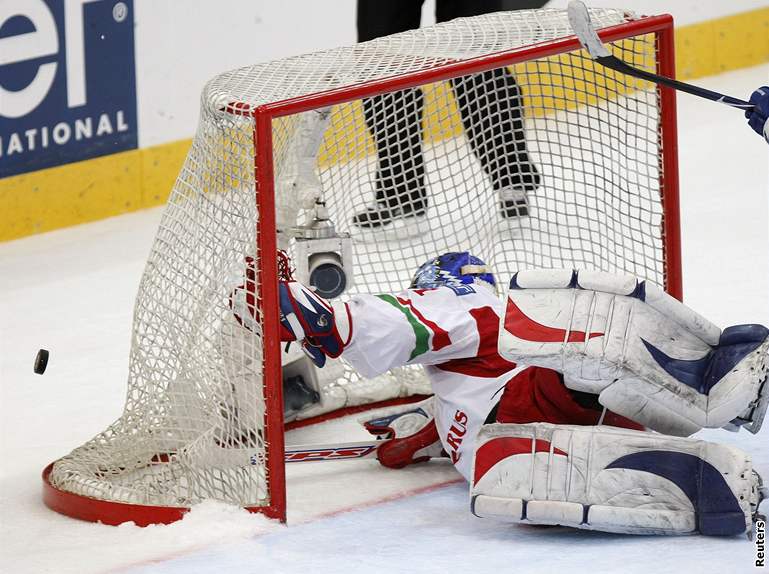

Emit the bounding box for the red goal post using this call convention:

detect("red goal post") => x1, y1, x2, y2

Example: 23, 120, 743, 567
43, 9, 680, 526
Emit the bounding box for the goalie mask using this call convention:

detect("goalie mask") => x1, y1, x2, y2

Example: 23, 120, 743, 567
410, 252, 496, 294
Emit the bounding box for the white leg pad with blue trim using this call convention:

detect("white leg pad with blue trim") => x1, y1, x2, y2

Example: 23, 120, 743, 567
470, 423, 762, 536
498, 269, 769, 436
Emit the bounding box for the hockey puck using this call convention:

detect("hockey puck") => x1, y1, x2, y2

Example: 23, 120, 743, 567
34, 349, 49, 374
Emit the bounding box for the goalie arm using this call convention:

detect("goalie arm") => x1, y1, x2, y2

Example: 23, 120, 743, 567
277, 283, 494, 377
233, 274, 494, 373
498, 269, 769, 436
340, 285, 501, 378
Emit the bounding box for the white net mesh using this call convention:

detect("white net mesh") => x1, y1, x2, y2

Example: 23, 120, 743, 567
48, 8, 673, 515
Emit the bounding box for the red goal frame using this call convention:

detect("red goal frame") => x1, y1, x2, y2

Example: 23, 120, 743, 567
42, 14, 680, 526
255, 13, 680, 524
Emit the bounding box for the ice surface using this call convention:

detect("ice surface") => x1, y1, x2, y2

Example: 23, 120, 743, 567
1, 64, 767, 574
127, 483, 760, 574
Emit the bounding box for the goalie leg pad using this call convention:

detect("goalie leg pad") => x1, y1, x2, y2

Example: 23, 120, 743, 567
499, 269, 769, 436
470, 422, 762, 536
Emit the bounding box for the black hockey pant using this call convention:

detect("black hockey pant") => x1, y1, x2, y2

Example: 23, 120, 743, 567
357, 0, 547, 206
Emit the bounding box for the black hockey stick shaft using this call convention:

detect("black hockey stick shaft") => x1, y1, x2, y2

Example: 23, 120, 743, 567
594, 54, 752, 110
567, 1, 754, 111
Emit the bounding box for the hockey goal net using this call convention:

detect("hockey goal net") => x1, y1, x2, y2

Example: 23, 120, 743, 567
43, 8, 679, 525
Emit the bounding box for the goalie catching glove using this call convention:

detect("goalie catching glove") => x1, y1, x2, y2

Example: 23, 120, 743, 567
360, 397, 445, 469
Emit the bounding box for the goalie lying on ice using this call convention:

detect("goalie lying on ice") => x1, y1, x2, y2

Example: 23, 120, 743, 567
241, 252, 769, 536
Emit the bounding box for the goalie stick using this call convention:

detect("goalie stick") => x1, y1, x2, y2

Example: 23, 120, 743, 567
567, 1, 754, 112
282, 440, 385, 463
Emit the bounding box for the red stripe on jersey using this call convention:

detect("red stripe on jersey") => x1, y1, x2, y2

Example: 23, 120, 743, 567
473, 437, 567, 484
396, 296, 451, 351
504, 299, 604, 343
437, 306, 517, 378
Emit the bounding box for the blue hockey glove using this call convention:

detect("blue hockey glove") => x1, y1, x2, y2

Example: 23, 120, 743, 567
278, 281, 350, 367
229, 257, 350, 368
746, 86, 769, 143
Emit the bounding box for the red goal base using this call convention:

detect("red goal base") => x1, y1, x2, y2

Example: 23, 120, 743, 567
41, 463, 284, 526
42, 394, 430, 526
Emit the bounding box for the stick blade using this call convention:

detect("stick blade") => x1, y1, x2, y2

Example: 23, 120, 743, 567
567, 1, 611, 59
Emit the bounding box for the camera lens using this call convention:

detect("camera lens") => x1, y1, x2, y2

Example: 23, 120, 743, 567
309, 257, 347, 299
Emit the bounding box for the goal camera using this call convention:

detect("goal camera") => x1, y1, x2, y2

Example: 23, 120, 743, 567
292, 201, 353, 299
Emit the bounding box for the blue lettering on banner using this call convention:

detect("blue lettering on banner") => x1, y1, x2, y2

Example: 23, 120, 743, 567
0, 0, 137, 178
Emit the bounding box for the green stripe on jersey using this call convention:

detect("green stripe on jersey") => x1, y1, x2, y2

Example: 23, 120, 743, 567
376, 294, 429, 360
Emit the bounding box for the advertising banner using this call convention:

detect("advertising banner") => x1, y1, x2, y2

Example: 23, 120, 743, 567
0, 0, 137, 178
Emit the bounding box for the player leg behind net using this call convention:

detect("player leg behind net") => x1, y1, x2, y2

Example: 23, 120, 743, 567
352, 0, 542, 231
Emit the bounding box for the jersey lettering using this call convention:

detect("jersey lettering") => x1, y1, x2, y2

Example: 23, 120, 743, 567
446, 410, 468, 463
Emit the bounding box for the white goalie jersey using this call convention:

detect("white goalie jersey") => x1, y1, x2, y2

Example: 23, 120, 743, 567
340, 284, 533, 479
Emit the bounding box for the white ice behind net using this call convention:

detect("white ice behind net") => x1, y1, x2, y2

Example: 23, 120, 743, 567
49, 8, 668, 511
